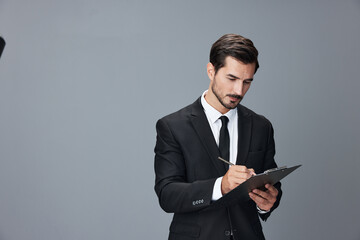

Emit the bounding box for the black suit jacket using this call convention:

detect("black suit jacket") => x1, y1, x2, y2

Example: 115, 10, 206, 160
154, 98, 282, 240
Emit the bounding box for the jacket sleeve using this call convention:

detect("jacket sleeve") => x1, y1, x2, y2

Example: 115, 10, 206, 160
154, 118, 217, 213
258, 122, 282, 221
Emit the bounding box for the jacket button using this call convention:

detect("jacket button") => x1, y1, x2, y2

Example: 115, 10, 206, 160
224, 230, 231, 236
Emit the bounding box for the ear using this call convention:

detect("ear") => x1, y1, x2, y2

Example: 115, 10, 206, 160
207, 62, 215, 81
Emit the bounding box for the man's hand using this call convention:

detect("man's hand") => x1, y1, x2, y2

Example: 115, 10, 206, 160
221, 165, 255, 195
249, 184, 278, 211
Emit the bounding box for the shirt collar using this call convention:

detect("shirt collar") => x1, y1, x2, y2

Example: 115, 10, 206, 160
201, 90, 237, 124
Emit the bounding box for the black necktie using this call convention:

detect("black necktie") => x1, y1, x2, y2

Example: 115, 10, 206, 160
219, 116, 230, 161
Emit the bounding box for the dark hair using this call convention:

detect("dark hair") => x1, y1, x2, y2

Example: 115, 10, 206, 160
210, 34, 259, 74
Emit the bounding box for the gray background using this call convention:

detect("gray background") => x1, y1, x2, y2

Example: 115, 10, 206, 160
0, 0, 359, 239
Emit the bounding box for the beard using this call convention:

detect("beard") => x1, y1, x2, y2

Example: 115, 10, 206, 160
211, 77, 243, 110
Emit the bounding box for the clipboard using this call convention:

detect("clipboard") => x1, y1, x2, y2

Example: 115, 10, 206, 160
206, 165, 301, 210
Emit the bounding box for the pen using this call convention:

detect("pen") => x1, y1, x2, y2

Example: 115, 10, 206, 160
217, 157, 256, 176
217, 157, 234, 166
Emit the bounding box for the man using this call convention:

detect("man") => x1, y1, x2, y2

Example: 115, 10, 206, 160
154, 34, 282, 240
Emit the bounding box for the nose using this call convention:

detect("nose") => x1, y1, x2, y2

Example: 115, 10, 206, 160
233, 80, 243, 96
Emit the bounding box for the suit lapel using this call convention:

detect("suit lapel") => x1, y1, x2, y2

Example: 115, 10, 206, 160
189, 98, 227, 176
236, 105, 252, 165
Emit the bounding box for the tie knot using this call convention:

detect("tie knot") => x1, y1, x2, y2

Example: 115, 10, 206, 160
219, 116, 229, 126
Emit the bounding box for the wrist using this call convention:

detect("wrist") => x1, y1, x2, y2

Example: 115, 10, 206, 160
257, 206, 270, 214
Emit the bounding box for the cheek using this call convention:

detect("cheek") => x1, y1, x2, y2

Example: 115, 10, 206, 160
218, 78, 231, 89
244, 84, 251, 93
220, 82, 231, 94
215, 77, 232, 94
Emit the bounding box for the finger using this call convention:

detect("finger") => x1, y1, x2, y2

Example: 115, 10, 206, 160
235, 172, 254, 181
248, 168, 256, 176
231, 165, 254, 174
229, 175, 252, 185
253, 188, 278, 205
252, 189, 270, 200
265, 184, 278, 196
226, 173, 248, 182
231, 165, 248, 172
249, 192, 268, 206
231, 167, 255, 178
228, 170, 253, 181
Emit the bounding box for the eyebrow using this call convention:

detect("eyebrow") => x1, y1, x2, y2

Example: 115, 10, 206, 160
226, 74, 253, 81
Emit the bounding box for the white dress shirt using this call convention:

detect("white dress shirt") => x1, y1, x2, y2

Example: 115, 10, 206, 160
201, 90, 269, 214
200, 90, 237, 201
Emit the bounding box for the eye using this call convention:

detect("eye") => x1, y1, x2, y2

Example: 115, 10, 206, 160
244, 81, 251, 85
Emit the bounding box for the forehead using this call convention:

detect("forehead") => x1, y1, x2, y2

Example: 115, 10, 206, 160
221, 56, 256, 76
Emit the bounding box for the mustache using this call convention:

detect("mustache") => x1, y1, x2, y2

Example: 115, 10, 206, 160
227, 94, 243, 100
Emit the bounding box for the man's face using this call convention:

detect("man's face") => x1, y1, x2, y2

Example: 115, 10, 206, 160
206, 56, 256, 113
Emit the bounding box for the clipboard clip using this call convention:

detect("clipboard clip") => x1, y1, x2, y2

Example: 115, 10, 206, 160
264, 166, 287, 174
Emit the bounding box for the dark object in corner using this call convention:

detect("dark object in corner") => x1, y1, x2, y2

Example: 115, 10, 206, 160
0, 36, 5, 59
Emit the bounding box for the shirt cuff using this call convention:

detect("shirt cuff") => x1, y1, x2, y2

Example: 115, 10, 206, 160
211, 177, 223, 201
257, 206, 270, 214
